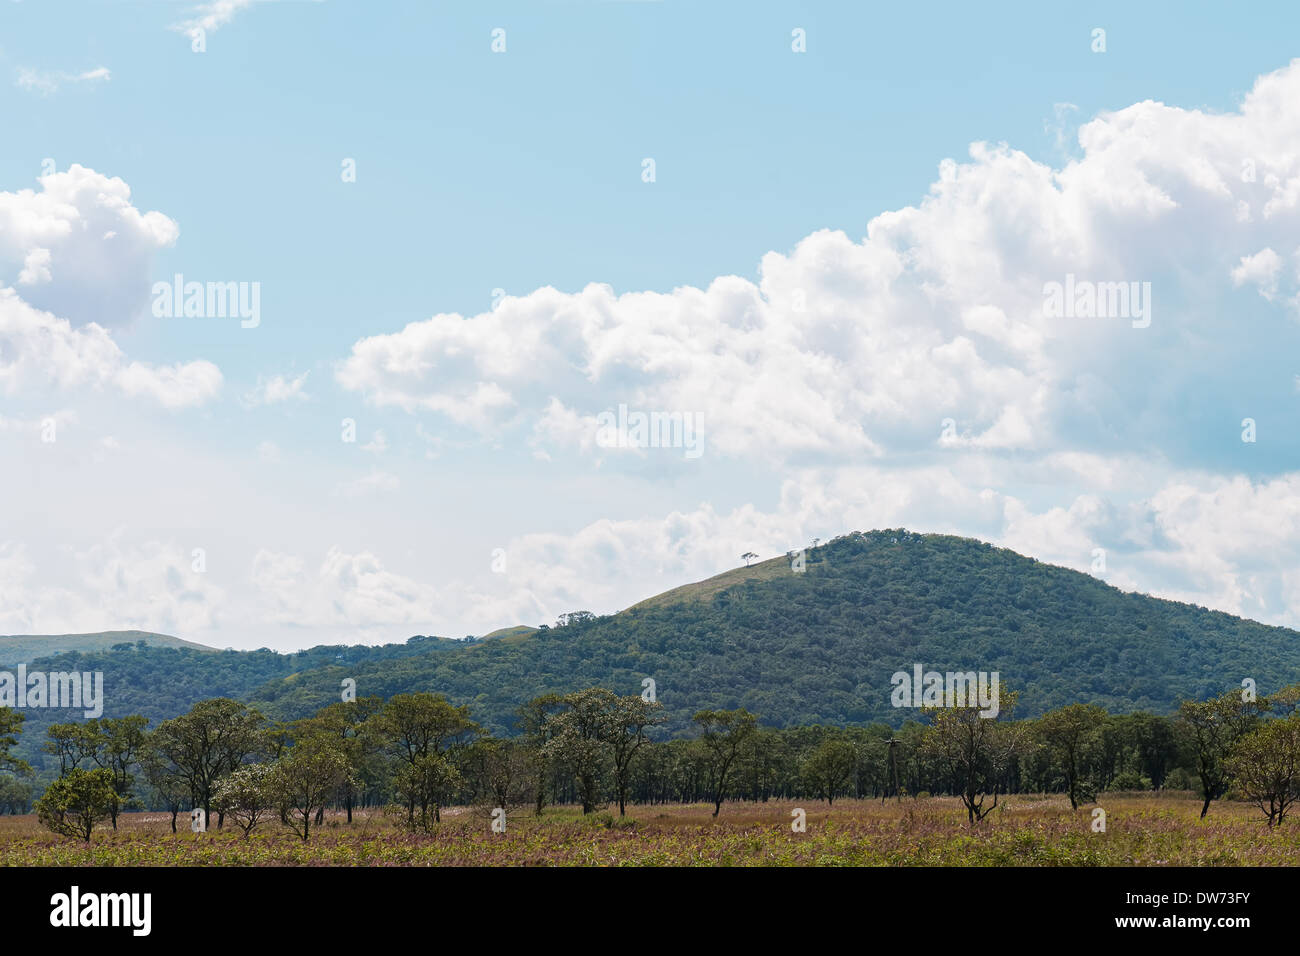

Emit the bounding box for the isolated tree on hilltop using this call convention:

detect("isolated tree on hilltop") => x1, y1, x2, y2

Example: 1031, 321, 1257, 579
741, 552, 758, 567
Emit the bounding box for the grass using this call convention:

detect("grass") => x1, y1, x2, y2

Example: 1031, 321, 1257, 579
2, 793, 1298, 866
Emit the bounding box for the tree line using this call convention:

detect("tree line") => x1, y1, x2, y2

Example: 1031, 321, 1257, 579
2, 680, 1300, 841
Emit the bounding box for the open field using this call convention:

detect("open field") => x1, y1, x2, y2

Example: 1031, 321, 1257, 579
2, 793, 1297, 866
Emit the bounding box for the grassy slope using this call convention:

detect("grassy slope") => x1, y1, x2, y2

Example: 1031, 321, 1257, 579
0, 630, 215, 667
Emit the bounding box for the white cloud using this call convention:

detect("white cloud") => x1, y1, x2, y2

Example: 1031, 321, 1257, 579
0, 537, 225, 637
15, 66, 110, 95
0, 289, 222, 408
241, 371, 310, 408
0, 164, 179, 328
338, 61, 1300, 471
251, 546, 436, 635
172, 0, 257, 40
1231, 247, 1284, 299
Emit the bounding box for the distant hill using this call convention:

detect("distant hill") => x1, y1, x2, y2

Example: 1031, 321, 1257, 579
11, 530, 1300, 770
476, 625, 539, 645
247, 530, 1300, 734
0, 630, 214, 667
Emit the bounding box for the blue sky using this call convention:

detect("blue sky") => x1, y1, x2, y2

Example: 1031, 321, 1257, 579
3, 1, 1300, 649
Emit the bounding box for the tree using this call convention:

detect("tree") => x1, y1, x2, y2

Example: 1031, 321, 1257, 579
139, 745, 189, 833
543, 688, 616, 814
1036, 704, 1107, 809
35, 768, 117, 842
1178, 690, 1267, 818
1225, 716, 1300, 827
390, 754, 461, 832
377, 693, 478, 827
149, 699, 266, 829
741, 552, 758, 567
801, 738, 857, 805
606, 692, 665, 816
694, 709, 757, 817
267, 737, 351, 842
921, 689, 1024, 824
516, 694, 565, 816
44, 722, 99, 776
292, 697, 382, 823
93, 716, 149, 828
0, 708, 29, 776
214, 763, 276, 838
465, 737, 534, 816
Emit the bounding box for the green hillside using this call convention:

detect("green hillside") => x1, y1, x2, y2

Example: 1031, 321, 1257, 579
0, 630, 214, 667
12, 529, 1300, 766
246, 529, 1300, 734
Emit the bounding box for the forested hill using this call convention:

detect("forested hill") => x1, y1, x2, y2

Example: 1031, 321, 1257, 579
13, 530, 1300, 753
248, 530, 1300, 733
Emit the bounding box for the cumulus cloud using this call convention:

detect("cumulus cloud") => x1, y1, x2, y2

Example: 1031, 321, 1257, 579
0, 164, 179, 328
0, 289, 222, 408
0, 166, 222, 408
338, 61, 1300, 472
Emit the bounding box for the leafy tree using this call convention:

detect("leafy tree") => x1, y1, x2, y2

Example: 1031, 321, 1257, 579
292, 696, 382, 823
267, 737, 351, 841
543, 688, 617, 814
138, 745, 189, 833
1178, 690, 1267, 818
465, 737, 534, 815
1036, 704, 1107, 809
608, 693, 665, 816
35, 768, 116, 842
921, 689, 1024, 824
44, 723, 99, 775
149, 698, 266, 829
377, 693, 478, 826
694, 708, 757, 817
0, 708, 29, 775
801, 738, 857, 805
1225, 716, 1300, 827
516, 694, 564, 816
214, 763, 275, 838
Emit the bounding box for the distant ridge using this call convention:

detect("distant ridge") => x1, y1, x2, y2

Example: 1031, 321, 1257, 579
0, 630, 216, 667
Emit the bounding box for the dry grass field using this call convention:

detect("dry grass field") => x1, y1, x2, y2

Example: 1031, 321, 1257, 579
1, 792, 1297, 866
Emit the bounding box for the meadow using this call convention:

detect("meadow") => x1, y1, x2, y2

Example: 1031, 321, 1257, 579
1, 793, 1296, 866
